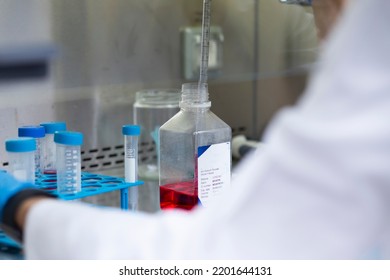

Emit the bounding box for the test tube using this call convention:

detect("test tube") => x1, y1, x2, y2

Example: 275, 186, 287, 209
122, 125, 140, 211
18, 126, 46, 176
54, 131, 83, 194
40, 122, 67, 174
5, 137, 36, 183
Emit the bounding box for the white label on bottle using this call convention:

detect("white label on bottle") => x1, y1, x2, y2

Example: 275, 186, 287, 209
197, 142, 231, 207
125, 158, 136, 183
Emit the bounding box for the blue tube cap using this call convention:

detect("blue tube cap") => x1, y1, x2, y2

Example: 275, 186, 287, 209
18, 126, 46, 138
40, 122, 67, 134
54, 131, 83, 146
122, 125, 141, 136
5, 137, 36, 152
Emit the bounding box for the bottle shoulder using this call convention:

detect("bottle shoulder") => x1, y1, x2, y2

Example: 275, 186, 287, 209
160, 109, 231, 132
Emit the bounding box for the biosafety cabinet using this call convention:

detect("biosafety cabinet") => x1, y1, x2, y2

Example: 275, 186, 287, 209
0, 0, 317, 210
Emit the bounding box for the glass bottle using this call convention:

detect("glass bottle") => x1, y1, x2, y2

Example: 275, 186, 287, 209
159, 83, 231, 210
133, 89, 181, 212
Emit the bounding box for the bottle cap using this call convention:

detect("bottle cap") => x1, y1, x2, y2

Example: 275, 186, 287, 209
5, 137, 36, 152
54, 131, 83, 146
18, 126, 46, 138
40, 122, 67, 134
122, 125, 141, 136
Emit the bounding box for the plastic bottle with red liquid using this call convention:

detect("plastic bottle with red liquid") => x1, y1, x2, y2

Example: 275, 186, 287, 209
159, 83, 231, 211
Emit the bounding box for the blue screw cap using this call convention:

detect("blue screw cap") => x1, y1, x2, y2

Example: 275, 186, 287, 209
5, 137, 36, 152
54, 131, 83, 146
40, 122, 67, 134
18, 126, 46, 138
122, 125, 141, 136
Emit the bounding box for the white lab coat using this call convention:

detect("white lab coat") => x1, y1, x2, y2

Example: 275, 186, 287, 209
25, 0, 390, 259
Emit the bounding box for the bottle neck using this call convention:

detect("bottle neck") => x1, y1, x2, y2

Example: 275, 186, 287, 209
180, 102, 211, 112
180, 83, 211, 111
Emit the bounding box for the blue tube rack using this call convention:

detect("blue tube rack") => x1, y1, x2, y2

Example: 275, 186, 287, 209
0, 172, 143, 250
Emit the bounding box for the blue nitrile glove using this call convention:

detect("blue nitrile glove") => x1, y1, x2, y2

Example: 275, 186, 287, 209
0, 172, 35, 222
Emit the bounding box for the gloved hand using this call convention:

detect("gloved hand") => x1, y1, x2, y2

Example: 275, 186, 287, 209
0, 172, 35, 222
